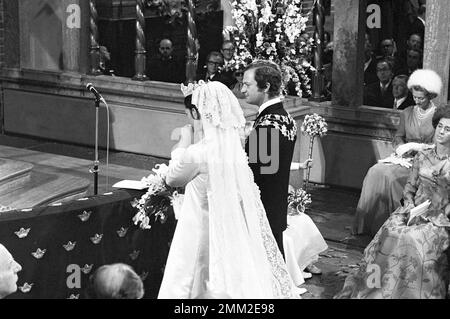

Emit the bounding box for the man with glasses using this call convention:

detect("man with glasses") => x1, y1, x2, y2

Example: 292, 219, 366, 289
364, 59, 395, 108
197, 51, 236, 88
147, 38, 184, 83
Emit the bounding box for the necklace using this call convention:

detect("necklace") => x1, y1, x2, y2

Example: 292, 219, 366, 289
415, 105, 435, 121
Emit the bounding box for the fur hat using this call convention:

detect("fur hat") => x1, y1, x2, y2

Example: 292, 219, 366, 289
407, 69, 443, 96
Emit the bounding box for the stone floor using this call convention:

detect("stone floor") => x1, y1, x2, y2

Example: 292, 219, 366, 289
0, 133, 373, 299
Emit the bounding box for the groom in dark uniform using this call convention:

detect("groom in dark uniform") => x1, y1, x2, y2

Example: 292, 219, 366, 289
242, 61, 298, 257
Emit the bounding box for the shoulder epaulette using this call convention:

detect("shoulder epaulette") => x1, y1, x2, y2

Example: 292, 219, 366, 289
255, 114, 297, 141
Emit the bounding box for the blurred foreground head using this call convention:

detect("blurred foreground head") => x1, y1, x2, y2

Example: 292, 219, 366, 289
87, 263, 144, 299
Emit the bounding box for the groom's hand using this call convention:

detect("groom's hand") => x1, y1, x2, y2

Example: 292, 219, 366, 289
300, 158, 313, 169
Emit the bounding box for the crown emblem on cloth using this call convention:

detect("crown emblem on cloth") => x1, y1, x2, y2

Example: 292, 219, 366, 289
15, 227, 31, 239
116, 227, 128, 238
63, 241, 77, 252
180, 80, 206, 97
90, 234, 103, 245
19, 283, 34, 294
78, 210, 92, 222
129, 250, 140, 261
31, 248, 46, 259
81, 264, 94, 275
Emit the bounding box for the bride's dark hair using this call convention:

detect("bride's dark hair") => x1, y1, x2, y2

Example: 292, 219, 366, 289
184, 95, 201, 120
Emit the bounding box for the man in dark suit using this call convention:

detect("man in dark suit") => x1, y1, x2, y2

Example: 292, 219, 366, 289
147, 39, 184, 83
242, 61, 311, 257
409, 4, 426, 42
364, 33, 378, 86
364, 59, 395, 108
392, 75, 415, 110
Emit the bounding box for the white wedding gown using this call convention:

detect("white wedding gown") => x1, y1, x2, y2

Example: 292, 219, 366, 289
158, 143, 296, 299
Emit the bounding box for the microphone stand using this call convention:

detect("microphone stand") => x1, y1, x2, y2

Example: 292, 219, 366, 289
89, 96, 100, 195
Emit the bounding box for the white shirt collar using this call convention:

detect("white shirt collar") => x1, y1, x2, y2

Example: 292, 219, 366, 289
380, 80, 392, 90
418, 16, 425, 25
258, 97, 282, 115
364, 57, 372, 71
394, 96, 407, 108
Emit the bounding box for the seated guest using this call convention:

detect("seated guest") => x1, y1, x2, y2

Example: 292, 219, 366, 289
0, 243, 22, 299
396, 33, 422, 64
364, 32, 378, 86
196, 51, 224, 83
336, 105, 450, 299
392, 75, 415, 110
219, 41, 238, 88
363, 59, 394, 108
197, 51, 236, 89
86, 263, 144, 299
147, 39, 184, 83
353, 69, 442, 236
395, 48, 422, 77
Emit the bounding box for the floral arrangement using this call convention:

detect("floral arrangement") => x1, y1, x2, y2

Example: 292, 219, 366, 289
301, 113, 328, 137
225, 0, 315, 97
300, 113, 327, 189
131, 164, 181, 230
288, 188, 312, 215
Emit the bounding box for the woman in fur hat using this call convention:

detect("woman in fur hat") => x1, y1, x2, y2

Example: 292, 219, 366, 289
353, 69, 442, 236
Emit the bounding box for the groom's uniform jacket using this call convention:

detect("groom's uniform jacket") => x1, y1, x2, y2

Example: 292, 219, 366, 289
245, 100, 297, 236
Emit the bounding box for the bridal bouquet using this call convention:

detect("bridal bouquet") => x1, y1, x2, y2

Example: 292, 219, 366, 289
131, 164, 182, 230
288, 188, 312, 215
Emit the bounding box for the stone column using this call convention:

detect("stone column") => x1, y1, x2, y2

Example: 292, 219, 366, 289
423, 0, 450, 104
89, 0, 101, 75
331, 0, 367, 107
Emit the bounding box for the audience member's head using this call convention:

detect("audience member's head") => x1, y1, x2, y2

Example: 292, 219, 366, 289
376, 59, 393, 84
205, 51, 224, 77
392, 75, 409, 99
242, 60, 282, 105
380, 38, 396, 57
406, 48, 422, 71
407, 34, 423, 51
0, 244, 22, 299
159, 39, 174, 60
408, 69, 442, 107
86, 263, 144, 299
432, 105, 450, 129
221, 40, 235, 62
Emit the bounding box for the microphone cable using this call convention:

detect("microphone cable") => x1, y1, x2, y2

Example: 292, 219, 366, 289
102, 99, 111, 193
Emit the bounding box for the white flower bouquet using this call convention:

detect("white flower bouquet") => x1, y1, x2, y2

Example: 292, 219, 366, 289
288, 188, 312, 215
131, 164, 182, 230
301, 113, 328, 137
300, 113, 328, 189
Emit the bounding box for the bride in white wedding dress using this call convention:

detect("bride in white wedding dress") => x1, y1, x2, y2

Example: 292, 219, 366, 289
157, 81, 297, 299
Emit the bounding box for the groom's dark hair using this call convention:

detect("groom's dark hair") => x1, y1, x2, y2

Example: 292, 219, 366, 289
244, 61, 282, 98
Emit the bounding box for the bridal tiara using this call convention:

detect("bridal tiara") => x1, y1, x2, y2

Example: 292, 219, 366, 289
180, 80, 206, 97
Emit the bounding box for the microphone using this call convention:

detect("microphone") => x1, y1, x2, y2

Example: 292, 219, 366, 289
86, 83, 105, 103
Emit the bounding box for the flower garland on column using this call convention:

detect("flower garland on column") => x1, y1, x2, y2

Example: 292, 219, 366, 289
225, 0, 316, 97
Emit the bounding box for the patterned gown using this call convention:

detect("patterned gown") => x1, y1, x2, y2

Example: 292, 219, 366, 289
337, 148, 450, 299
